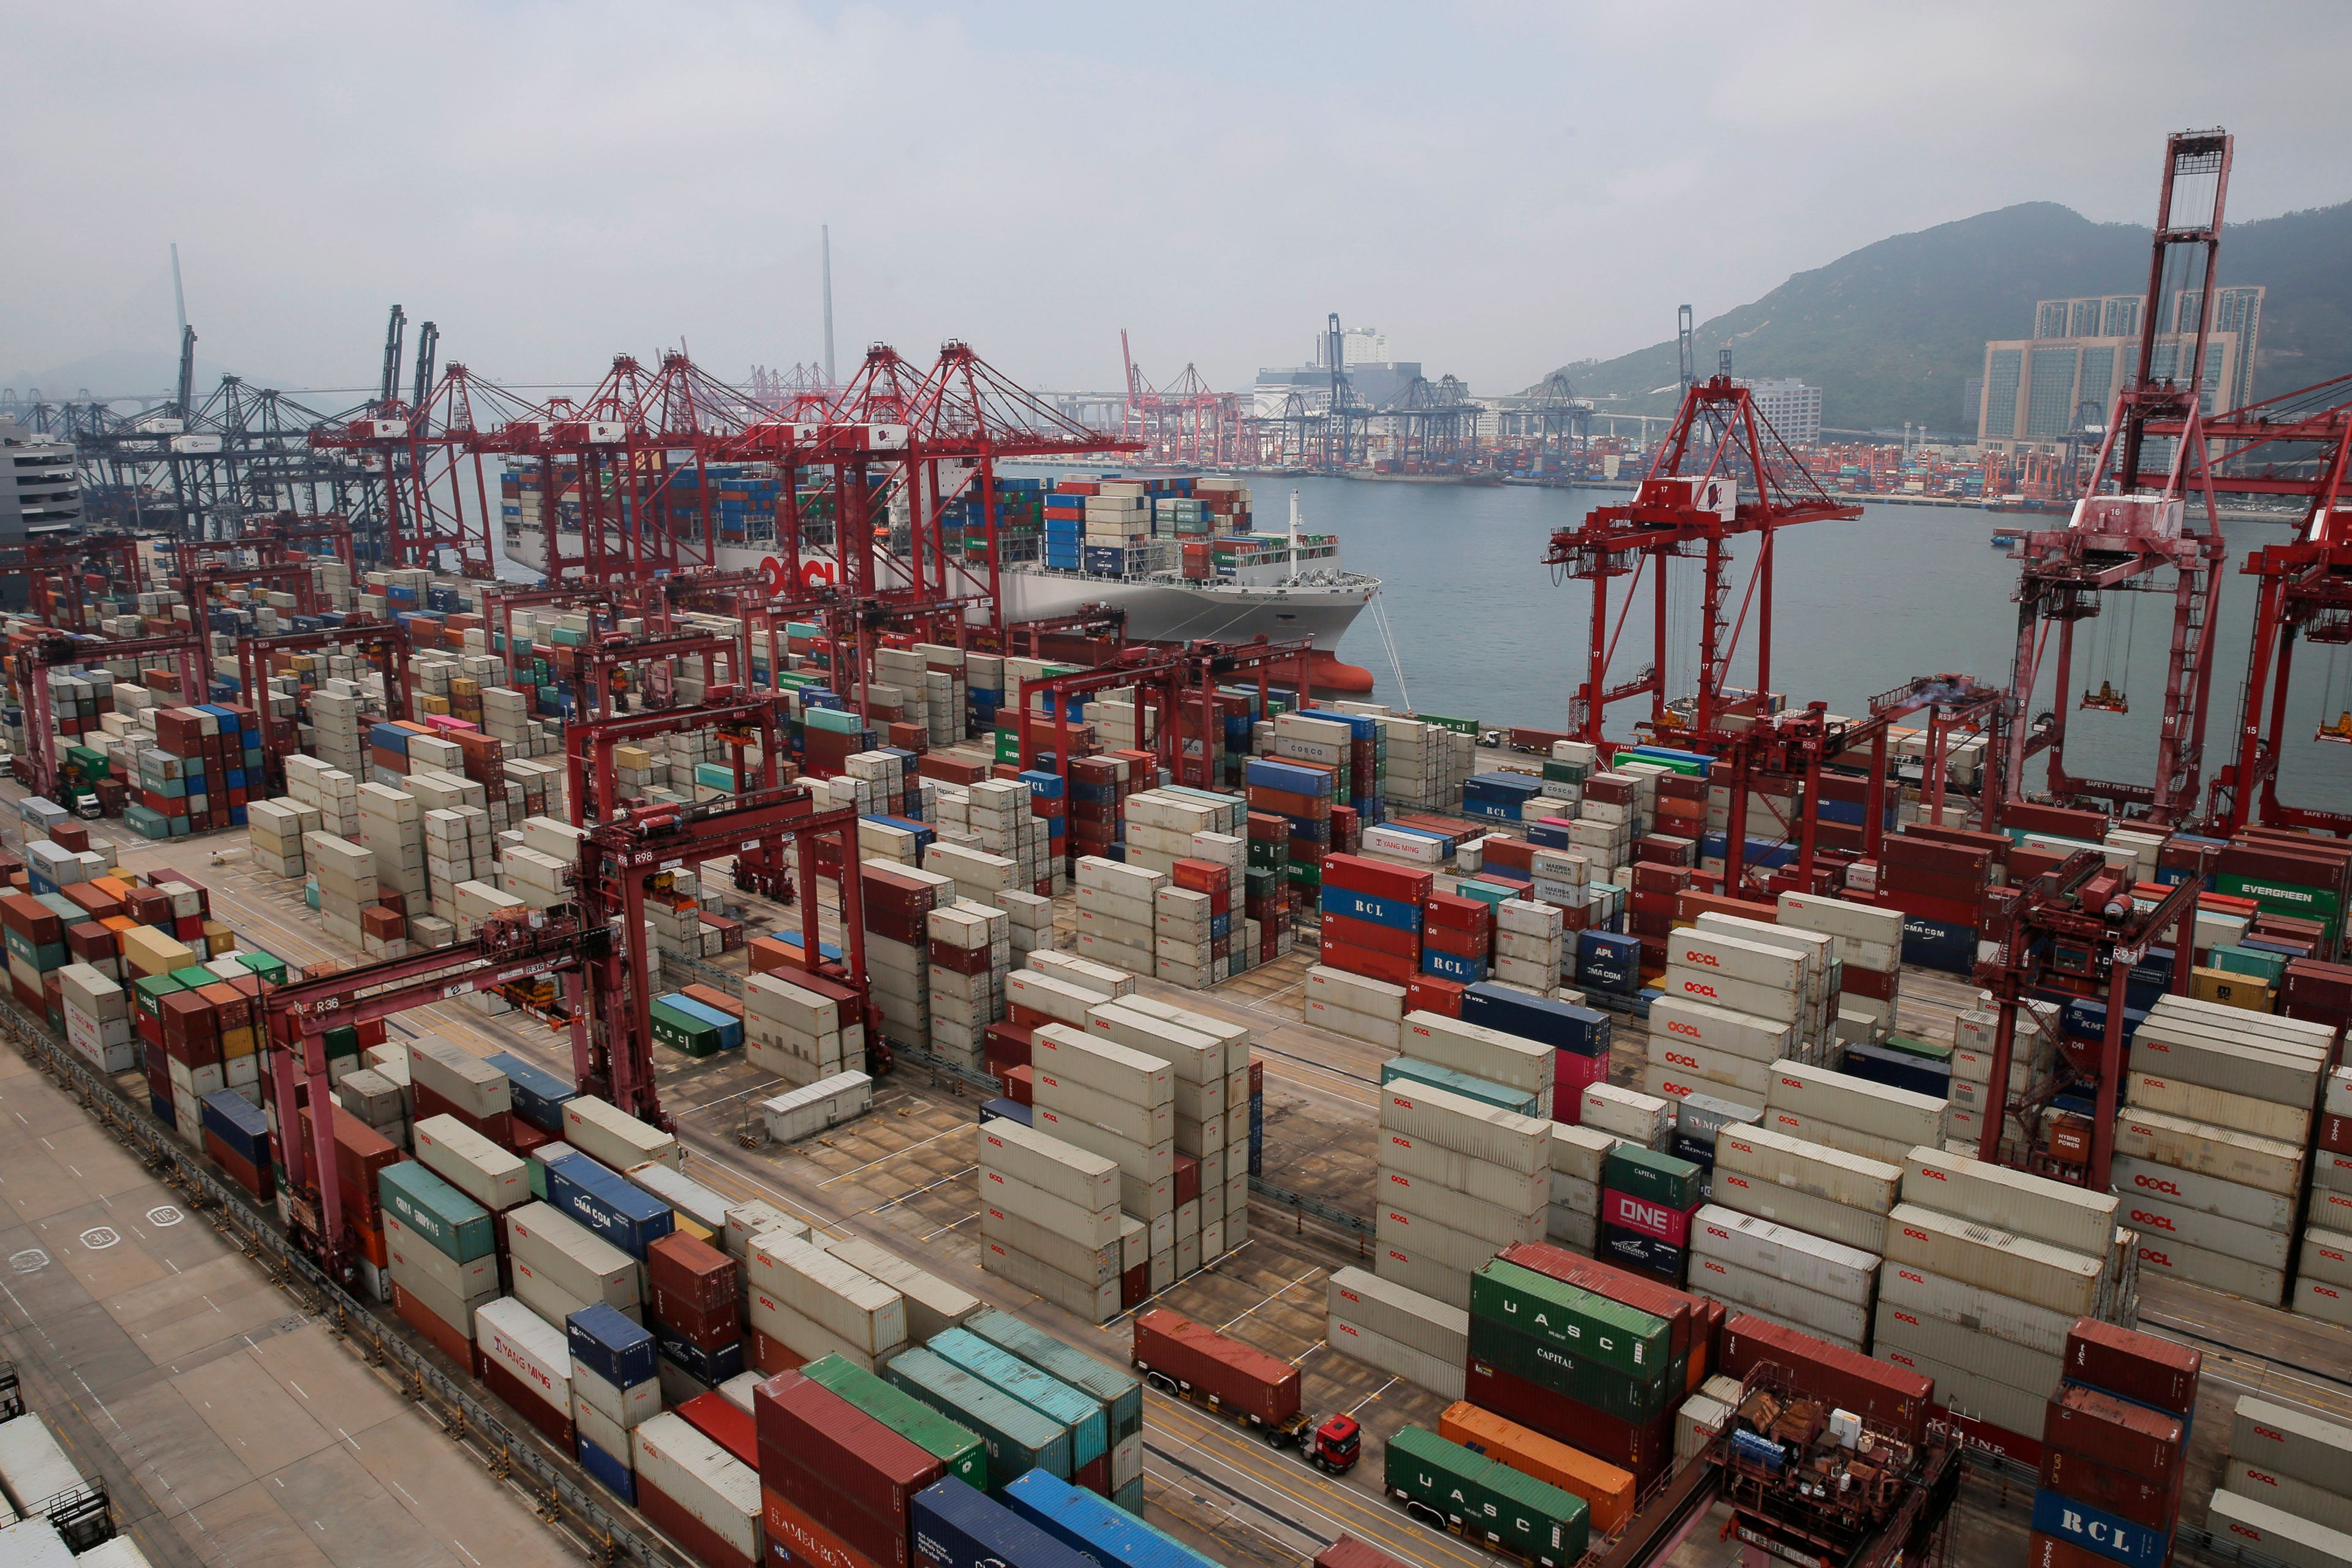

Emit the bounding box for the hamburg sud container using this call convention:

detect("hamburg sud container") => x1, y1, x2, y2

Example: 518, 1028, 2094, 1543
1129, 1309, 1299, 1427
1000, 1468, 1214, 1568
801, 1354, 990, 1492
1385, 1425, 1589, 1567
911, 1477, 1098, 1568
756, 1368, 946, 1568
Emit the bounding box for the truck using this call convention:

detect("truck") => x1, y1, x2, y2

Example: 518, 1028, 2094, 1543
1385, 1425, 1588, 1567
1129, 1309, 1359, 1473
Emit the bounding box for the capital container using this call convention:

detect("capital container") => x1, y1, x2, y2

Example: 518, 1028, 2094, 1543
886, 1346, 1072, 1485
1469, 1261, 1670, 1381
1385, 1425, 1588, 1568
1464, 1315, 1669, 1426
1496, 1242, 1711, 1376
962, 1310, 1142, 1442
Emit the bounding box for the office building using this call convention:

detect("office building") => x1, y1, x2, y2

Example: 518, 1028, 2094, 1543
1741, 378, 1823, 447
1976, 286, 2262, 453
1, 417, 81, 547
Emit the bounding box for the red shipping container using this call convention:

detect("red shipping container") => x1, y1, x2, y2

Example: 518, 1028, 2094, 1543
482, 1356, 576, 1450
1420, 892, 1492, 933
1420, 923, 1488, 961
1175, 1155, 1201, 1207
1839, 965, 1899, 1003
1461, 1356, 1669, 1481
677, 1390, 760, 1470
1003, 1065, 1033, 1106
1121, 1263, 1148, 1308
1319, 854, 1433, 906
1317, 1539, 1417, 1568
1130, 1309, 1299, 1426
1319, 912, 1418, 960
392, 1280, 471, 1366
982, 1022, 1035, 1066
2041, 1385, 2185, 1485
755, 1370, 941, 1568
761, 1486, 883, 1568
1404, 975, 1464, 1017
1940, 1405, 2041, 1468
1317, 937, 1417, 988
749, 1327, 804, 1377
2025, 1533, 2117, 1568
2059, 1319, 2200, 1417
1602, 1187, 1696, 1246
1719, 1315, 1931, 1445
2038, 1444, 2182, 1534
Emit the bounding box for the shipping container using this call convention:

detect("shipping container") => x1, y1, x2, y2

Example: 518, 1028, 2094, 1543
1438, 1400, 1636, 1536
1719, 1314, 1932, 1445
801, 1354, 989, 1492
910, 1477, 1099, 1568
2206, 1487, 2352, 1568
631, 1412, 762, 1568
1327, 1267, 1470, 1364
755, 1368, 945, 1567
1384, 1425, 1588, 1567
1130, 1310, 1298, 1426
1883, 1204, 2104, 1317
927, 1328, 1107, 1466
962, 1310, 1143, 1441
887, 1345, 1074, 1483
1001, 1469, 1215, 1568
1469, 1261, 1671, 1381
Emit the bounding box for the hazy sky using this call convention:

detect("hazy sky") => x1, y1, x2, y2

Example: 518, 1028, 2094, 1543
10, 1, 2352, 403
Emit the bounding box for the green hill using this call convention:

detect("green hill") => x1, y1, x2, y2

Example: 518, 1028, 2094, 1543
1554, 199, 2352, 435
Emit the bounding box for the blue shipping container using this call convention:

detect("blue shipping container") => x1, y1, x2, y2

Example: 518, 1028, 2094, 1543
485, 1051, 576, 1134
567, 1303, 658, 1389
546, 1159, 676, 1258
2029, 1489, 2169, 1566
1900, 916, 1977, 974
199, 1090, 270, 1167
926, 1330, 1107, 1466
1419, 948, 1489, 985
979, 1098, 1033, 1126
911, 1478, 1098, 1568
650, 1319, 744, 1386
576, 1434, 636, 1504
1003, 1469, 1215, 1568
1461, 982, 1610, 1057
1597, 1226, 1686, 1278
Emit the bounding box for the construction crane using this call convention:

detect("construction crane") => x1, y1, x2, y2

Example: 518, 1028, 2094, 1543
1544, 375, 1863, 747
1999, 129, 2235, 829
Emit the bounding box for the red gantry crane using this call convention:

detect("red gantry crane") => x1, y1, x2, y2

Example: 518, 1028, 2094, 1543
1999, 129, 2236, 829
1544, 369, 1863, 747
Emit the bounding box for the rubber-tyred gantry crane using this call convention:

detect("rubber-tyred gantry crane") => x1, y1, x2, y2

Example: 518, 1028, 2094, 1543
237, 620, 417, 793
9, 627, 208, 800
1544, 373, 1863, 747
2000, 129, 2235, 829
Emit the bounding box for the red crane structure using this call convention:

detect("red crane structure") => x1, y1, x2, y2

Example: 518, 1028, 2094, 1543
1999, 129, 2235, 830
1543, 374, 1863, 747
308, 363, 527, 578
1121, 332, 1241, 468
2193, 371, 2352, 836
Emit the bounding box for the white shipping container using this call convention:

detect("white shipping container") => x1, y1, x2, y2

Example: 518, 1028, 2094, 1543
1548, 1122, 1616, 1183
2114, 1109, 2305, 1196
563, 1095, 682, 1172
2127, 1071, 2311, 1145
2218, 1457, 2352, 1539
1400, 1012, 1553, 1096
1711, 1173, 1889, 1255
2132, 1232, 2286, 1303
1376, 1166, 1544, 1246
2117, 1189, 2290, 1270
1327, 1265, 1471, 1363
1084, 1005, 1221, 1082
2231, 1396, 2352, 1496
1305, 964, 1407, 1018
475, 1295, 572, 1412
2206, 1488, 2352, 1568
1580, 1083, 1671, 1145
2129, 1017, 2327, 1105
631, 1413, 761, 1562
1305, 997, 1402, 1050
1377, 1129, 1550, 1213
1375, 1202, 1503, 1275
822, 1237, 980, 1342
762, 1072, 875, 1143
2328, 1066, 2352, 1119
1766, 1060, 1947, 1148
1378, 1082, 1551, 1175
1883, 1205, 2103, 1317
977, 1234, 1122, 1324
622, 1161, 734, 1234
1327, 1316, 1466, 1403
974, 1119, 1122, 1213
1677, 1394, 1732, 1463
1877, 1262, 2077, 1357
407, 1036, 512, 1120
749, 1232, 909, 1355
1874, 1341, 2047, 1442
1114, 995, 1252, 1077
385, 1214, 498, 1301
571, 1359, 662, 1431
1659, 964, 1802, 1024
974, 1166, 1122, 1248
1647, 997, 1795, 1063
1689, 1255, 1870, 1346
1872, 1310, 2060, 1401
504, 1202, 639, 1313
1713, 1124, 1901, 1213
1776, 891, 1904, 946
1033, 1023, 1175, 1107
1666, 929, 1807, 992
1031, 1070, 1174, 1146
726, 1201, 811, 1260
1900, 1148, 2119, 1259
977, 1200, 1121, 1283
1548, 1207, 1598, 1252
1644, 1044, 1775, 1102
1374, 1238, 1472, 1311
1689, 1205, 1879, 1305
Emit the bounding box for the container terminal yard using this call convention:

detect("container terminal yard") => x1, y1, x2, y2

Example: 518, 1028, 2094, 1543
0, 125, 2348, 1568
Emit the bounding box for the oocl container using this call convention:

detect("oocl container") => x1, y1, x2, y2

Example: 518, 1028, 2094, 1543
1647, 997, 1793, 1063
631, 1411, 761, 1568
1883, 1204, 2103, 1317
1378, 1128, 1550, 1214
1377, 1082, 1550, 1175
1901, 1148, 2118, 1258
750, 1234, 908, 1359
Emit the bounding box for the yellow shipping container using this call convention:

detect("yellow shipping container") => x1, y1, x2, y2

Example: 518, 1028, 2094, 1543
1439, 1400, 1637, 1535
2192, 965, 2274, 1012
120, 925, 197, 978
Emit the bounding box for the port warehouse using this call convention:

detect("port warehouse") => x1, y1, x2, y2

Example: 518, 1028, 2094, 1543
4, 151, 2352, 1568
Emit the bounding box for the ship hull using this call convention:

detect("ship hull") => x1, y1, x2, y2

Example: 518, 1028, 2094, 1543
502, 531, 1376, 652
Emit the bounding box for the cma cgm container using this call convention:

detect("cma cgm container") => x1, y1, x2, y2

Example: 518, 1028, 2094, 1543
1385, 1425, 1589, 1567
1130, 1309, 1300, 1427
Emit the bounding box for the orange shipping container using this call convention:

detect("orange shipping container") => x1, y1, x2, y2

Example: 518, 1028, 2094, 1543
1439, 1400, 1636, 1535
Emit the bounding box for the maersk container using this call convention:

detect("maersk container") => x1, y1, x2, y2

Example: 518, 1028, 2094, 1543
913, 1477, 1100, 1568
1713, 1125, 1901, 1214
801, 1354, 989, 1492
377, 1160, 496, 1263
962, 1309, 1143, 1442
888, 1346, 1074, 1483
1002, 1468, 1215, 1568
2113, 1108, 2305, 1196
1377, 1081, 1550, 1175
1469, 1260, 1669, 1380
1882, 1204, 2103, 1317
928, 1329, 1107, 1466
1899, 1148, 2119, 1258
1385, 1425, 1588, 1568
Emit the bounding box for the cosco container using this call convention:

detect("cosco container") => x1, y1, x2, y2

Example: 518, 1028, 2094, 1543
1385, 1425, 1588, 1568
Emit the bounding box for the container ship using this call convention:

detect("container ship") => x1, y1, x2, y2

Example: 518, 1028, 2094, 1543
500, 467, 1382, 690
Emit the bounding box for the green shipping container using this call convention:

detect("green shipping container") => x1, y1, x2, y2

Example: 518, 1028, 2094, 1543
884, 1346, 1072, 1488
1385, 1426, 1588, 1568
650, 999, 723, 1057
1464, 1315, 1669, 1425
169, 965, 221, 992
236, 951, 290, 984
1379, 1058, 1540, 1117
962, 1309, 1143, 1442
801, 1354, 989, 1492
1411, 714, 1483, 737
2210, 946, 2289, 983
1604, 1147, 1703, 1212
924, 1330, 1106, 1466
378, 1161, 496, 1263
1878, 1033, 1953, 1064
1469, 1260, 1670, 1379
133, 974, 186, 1019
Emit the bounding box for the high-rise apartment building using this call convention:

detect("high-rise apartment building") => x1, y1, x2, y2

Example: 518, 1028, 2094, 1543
1977, 285, 2263, 453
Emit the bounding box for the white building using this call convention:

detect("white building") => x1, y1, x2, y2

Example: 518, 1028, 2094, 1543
0, 418, 80, 546
1742, 378, 1823, 447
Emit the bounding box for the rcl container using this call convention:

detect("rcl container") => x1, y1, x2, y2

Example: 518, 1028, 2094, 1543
1129, 1308, 1298, 1425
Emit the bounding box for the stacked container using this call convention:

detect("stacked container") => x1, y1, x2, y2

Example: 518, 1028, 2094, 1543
1071, 856, 1161, 975
755, 1368, 943, 1568
976, 1117, 1130, 1322
1763, 1058, 1948, 1165
2030, 1319, 2198, 1566
1030, 1021, 1177, 1278
632, 1411, 762, 1568
1084, 996, 1248, 1261
2220, 1396, 2352, 1551
1460, 984, 1611, 1121
1316, 854, 1430, 989
743, 970, 857, 1087
1777, 892, 1905, 1044
1373, 1081, 1550, 1310
2305, 1064, 2352, 1330
2116, 994, 2331, 1310
1438, 1400, 1635, 1540
475, 1295, 578, 1450
964, 1308, 1146, 1508
1462, 1254, 1678, 1484
1949, 1006, 2052, 1158
1547, 1123, 1613, 1250
1596, 1145, 1703, 1285
648, 1231, 744, 1388
1687, 1205, 1879, 1351
1326, 1265, 1469, 1401
1304, 963, 1406, 1050
1874, 1147, 2129, 1450
927, 901, 1007, 1066
862, 862, 949, 1050
1711, 1121, 1901, 1256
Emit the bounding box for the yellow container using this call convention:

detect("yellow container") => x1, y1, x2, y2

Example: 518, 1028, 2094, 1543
2192, 965, 2274, 1012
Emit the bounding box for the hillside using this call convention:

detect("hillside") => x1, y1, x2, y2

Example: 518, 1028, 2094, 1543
1554, 199, 2352, 435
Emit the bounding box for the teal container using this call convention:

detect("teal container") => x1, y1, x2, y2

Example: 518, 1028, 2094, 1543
884, 1346, 1071, 1487
924, 1329, 1106, 1466
1379, 1057, 1539, 1117
379, 1161, 496, 1262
